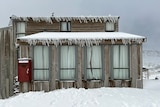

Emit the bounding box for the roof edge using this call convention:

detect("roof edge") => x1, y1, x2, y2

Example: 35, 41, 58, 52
10, 15, 120, 24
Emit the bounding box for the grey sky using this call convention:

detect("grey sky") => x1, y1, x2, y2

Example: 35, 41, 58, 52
1, 0, 160, 50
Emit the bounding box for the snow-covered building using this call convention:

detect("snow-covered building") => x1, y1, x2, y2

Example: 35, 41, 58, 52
0, 15, 146, 96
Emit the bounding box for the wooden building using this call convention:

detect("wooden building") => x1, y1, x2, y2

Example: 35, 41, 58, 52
0, 27, 15, 98
0, 15, 146, 95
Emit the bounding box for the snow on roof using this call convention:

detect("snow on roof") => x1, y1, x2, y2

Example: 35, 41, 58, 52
17, 32, 146, 46
10, 15, 119, 24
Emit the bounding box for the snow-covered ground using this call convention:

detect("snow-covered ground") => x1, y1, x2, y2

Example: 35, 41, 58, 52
143, 51, 160, 79
0, 52, 160, 107
0, 86, 159, 107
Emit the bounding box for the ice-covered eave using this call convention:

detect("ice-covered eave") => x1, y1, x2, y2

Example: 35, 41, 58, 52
10, 15, 120, 24
17, 38, 146, 47
16, 32, 146, 47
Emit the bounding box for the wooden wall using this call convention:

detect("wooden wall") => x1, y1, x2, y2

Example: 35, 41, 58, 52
0, 27, 16, 99
18, 44, 143, 92
15, 19, 143, 92
26, 21, 60, 35
131, 44, 143, 88
0, 18, 143, 98
25, 20, 119, 35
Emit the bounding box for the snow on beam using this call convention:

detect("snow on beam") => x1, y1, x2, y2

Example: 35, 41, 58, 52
10, 15, 120, 24
17, 32, 146, 46
18, 38, 145, 47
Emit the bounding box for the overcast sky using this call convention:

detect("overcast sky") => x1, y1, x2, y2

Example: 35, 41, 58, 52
1, 0, 160, 50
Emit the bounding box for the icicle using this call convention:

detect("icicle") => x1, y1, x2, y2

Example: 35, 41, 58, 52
59, 40, 62, 45
94, 39, 99, 45
91, 17, 94, 23
32, 17, 39, 22
62, 17, 66, 21
122, 39, 126, 45
95, 17, 98, 22
122, 39, 130, 45
108, 17, 112, 22
111, 39, 115, 44
79, 40, 85, 47
103, 17, 107, 22
69, 17, 72, 21
55, 17, 59, 22
74, 39, 78, 45
128, 39, 131, 44
53, 40, 58, 47
23, 17, 28, 21
41, 40, 46, 45
135, 39, 143, 44
89, 40, 92, 46
112, 17, 115, 23
84, 17, 88, 23
68, 40, 72, 45
99, 18, 102, 23
78, 17, 82, 23
47, 17, 53, 24
32, 40, 37, 45
46, 39, 50, 45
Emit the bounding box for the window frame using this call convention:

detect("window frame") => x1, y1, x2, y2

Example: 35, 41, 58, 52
60, 21, 71, 32
16, 21, 26, 37
105, 22, 115, 32
84, 45, 104, 81
110, 45, 130, 80
58, 45, 78, 81
32, 46, 50, 81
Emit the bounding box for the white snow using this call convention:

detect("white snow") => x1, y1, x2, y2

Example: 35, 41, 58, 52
17, 32, 146, 46
18, 60, 28, 63
0, 49, 160, 107
10, 15, 119, 24
18, 58, 31, 63
143, 50, 160, 80
0, 84, 160, 107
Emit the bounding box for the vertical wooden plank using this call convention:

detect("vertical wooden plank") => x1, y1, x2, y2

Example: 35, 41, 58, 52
22, 82, 29, 92
49, 46, 56, 90
72, 21, 105, 32
131, 45, 138, 88
87, 81, 103, 88
81, 47, 86, 88
13, 21, 18, 78
77, 47, 82, 88
115, 20, 119, 32
42, 82, 49, 92
8, 28, 14, 96
58, 81, 77, 89
33, 82, 40, 91
20, 45, 29, 58
5, 30, 10, 98
0, 30, 2, 98
0, 30, 7, 98
4, 29, 15, 97
104, 45, 110, 87
33, 82, 50, 91
136, 44, 143, 88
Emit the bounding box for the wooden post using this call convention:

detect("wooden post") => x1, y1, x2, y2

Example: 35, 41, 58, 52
49, 46, 56, 90
131, 45, 138, 88
104, 45, 110, 87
